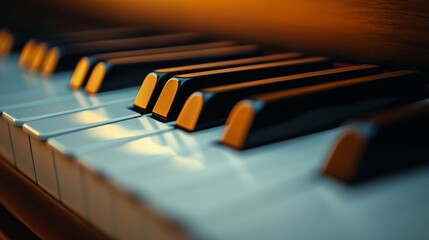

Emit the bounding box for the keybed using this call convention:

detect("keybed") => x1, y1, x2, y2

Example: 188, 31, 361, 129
1, 19, 429, 240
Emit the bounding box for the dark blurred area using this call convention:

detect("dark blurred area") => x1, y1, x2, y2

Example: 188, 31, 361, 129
1, 0, 428, 70
0, 0, 122, 31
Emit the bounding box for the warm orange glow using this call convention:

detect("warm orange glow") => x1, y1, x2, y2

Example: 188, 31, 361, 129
133, 73, 158, 110
41, 47, 60, 76
70, 57, 90, 89
176, 92, 204, 131
71, 33, 198, 51
156, 52, 303, 73
50, 0, 429, 69
28, 43, 47, 72
18, 40, 37, 67
0, 31, 5, 55
176, 57, 327, 78
203, 64, 377, 93
152, 79, 179, 118
93, 41, 235, 60
220, 101, 255, 149
107, 45, 258, 64
323, 129, 365, 182
0, 31, 13, 56
85, 62, 107, 94
253, 70, 416, 101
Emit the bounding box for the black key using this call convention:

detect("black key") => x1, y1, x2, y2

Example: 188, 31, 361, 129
221, 70, 426, 150
133, 53, 304, 113
152, 57, 332, 121
176, 64, 383, 131
0, 27, 44, 56
39, 33, 201, 76
19, 26, 152, 67
69, 41, 238, 89
0, 29, 14, 56
324, 101, 429, 183
85, 45, 260, 94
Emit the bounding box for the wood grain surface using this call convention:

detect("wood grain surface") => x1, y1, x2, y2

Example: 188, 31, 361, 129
41, 0, 429, 70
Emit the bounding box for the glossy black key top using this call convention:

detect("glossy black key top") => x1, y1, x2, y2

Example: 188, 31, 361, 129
39, 33, 201, 76
324, 101, 429, 183
19, 26, 152, 67
84, 45, 260, 94
152, 57, 332, 121
176, 64, 383, 131
133, 53, 303, 113
221, 70, 426, 150
69, 41, 238, 89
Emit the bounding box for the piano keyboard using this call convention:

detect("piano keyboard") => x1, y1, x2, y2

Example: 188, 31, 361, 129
1, 22, 429, 240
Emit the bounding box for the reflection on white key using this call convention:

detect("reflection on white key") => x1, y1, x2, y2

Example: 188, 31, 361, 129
3, 87, 138, 126
48, 115, 172, 156
9, 102, 139, 205
203, 165, 429, 240
1, 89, 137, 175
47, 116, 171, 234
91, 128, 341, 240
77, 127, 223, 239
115, 128, 342, 216
23, 102, 139, 140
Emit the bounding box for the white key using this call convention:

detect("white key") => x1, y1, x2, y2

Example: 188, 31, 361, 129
10, 102, 139, 200
202, 165, 429, 240
76, 127, 223, 239
0, 54, 43, 92
0, 72, 73, 112
0, 118, 14, 164
47, 116, 171, 232
2, 87, 138, 127
113, 128, 342, 218
48, 115, 172, 156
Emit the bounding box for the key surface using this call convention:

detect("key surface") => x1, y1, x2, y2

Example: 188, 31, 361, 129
9, 101, 140, 193
48, 115, 173, 157
79, 127, 339, 239
199, 164, 429, 240
47, 116, 172, 233
23, 101, 140, 141
3, 87, 138, 127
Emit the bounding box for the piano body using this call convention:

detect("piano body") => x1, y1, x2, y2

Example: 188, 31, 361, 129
0, 0, 429, 239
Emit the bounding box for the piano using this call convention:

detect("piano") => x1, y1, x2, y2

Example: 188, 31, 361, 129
1, 0, 429, 239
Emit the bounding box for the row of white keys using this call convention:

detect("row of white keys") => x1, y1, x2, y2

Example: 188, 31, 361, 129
64, 126, 324, 238
99, 125, 429, 240
3, 87, 139, 126
5, 101, 140, 200
107, 128, 341, 237
0, 88, 138, 169
1, 90, 135, 163
200, 164, 429, 240
67, 127, 224, 238
46, 115, 173, 233
0, 57, 72, 162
